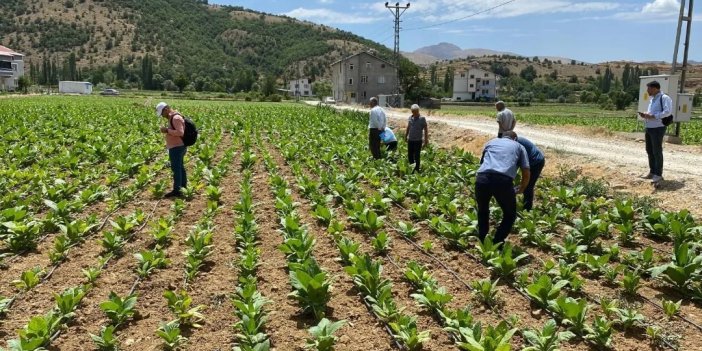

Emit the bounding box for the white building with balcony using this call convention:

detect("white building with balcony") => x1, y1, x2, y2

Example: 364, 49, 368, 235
289, 78, 311, 97
0, 46, 24, 91
453, 64, 497, 101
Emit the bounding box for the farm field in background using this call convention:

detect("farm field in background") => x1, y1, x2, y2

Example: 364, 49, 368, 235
2, 96, 702, 350
439, 103, 702, 144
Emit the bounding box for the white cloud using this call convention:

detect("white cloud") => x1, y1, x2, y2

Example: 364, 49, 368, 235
642, 0, 680, 14
284, 7, 381, 24
613, 0, 681, 21
318, 0, 334, 3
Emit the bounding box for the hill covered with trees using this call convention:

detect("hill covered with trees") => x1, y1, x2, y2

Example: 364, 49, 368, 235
0, 0, 397, 93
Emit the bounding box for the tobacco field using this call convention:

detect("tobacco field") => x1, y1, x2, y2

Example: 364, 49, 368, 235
1, 96, 702, 350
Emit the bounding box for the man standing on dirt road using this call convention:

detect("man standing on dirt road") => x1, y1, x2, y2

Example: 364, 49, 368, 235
157, 102, 187, 198
638, 81, 672, 185
368, 97, 387, 160
504, 131, 544, 211
495, 101, 516, 138
406, 104, 429, 173
475, 134, 530, 244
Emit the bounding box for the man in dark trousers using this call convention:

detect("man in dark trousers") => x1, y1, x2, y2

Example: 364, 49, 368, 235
405, 104, 428, 173
504, 131, 544, 211
368, 97, 387, 159
638, 80, 672, 185
476, 134, 530, 244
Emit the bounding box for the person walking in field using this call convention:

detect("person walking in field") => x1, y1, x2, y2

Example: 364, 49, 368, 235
475, 134, 530, 244
157, 102, 188, 198
495, 101, 516, 138
503, 131, 544, 211
405, 104, 428, 173
638, 81, 672, 185
368, 97, 387, 160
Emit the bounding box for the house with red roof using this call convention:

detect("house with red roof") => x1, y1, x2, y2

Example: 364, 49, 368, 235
0, 45, 25, 91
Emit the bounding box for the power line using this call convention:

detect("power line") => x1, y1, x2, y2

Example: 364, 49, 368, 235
402, 0, 518, 32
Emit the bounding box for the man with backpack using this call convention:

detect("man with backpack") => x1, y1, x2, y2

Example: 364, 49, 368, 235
638, 81, 672, 185
157, 102, 196, 198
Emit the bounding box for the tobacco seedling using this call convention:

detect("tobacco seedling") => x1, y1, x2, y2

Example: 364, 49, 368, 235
472, 278, 501, 308
305, 318, 347, 351
163, 290, 206, 328
89, 325, 119, 351
100, 291, 138, 327
585, 316, 613, 349
157, 320, 187, 350
13, 267, 43, 291
661, 299, 682, 319
522, 319, 575, 351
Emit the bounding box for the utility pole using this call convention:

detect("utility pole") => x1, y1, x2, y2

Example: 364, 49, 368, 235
670, 0, 694, 137
385, 2, 410, 108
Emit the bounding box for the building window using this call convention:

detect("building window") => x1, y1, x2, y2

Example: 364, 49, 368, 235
295, 84, 299, 88
469, 84, 474, 88
363, 91, 367, 98
377, 76, 385, 84
349, 64, 354, 70
304, 84, 309, 88
348, 78, 353, 85
361, 76, 368, 83
381, 64, 386, 68
460, 73, 465, 78
304, 91, 309, 95
470, 75, 474, 79
351, 92, 356, 98
366, 62, 371, 68
484, 80, 490, 85
476, 78, 481, 82
485, 73, 489, 77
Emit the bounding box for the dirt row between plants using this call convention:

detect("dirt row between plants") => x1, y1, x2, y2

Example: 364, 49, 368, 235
50, 135, 235, 350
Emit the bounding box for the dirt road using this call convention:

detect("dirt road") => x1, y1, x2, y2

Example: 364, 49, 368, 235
312, 102, 702, 216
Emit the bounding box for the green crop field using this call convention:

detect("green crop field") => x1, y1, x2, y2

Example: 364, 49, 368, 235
1, 96, 701, 350
440, 103, 702, 144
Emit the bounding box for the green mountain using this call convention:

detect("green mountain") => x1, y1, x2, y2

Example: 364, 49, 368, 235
0, 0, 396, 91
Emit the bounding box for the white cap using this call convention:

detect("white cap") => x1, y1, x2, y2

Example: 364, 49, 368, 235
155, 102, 168, 117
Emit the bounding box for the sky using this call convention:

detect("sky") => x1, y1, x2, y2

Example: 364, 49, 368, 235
210, 0, 700, 63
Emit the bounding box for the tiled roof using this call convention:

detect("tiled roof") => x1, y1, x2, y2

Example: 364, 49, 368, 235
0, 45, 23, 56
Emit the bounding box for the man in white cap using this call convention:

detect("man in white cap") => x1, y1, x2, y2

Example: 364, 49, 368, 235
405, 104, 428, 173
156, 102, 187, 198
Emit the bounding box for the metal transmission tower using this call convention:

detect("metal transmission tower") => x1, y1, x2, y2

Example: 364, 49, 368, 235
385, 2, 410, 107
671, 0, 694, 137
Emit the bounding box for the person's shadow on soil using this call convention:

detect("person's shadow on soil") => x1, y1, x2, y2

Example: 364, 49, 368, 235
653, 179, 685, 192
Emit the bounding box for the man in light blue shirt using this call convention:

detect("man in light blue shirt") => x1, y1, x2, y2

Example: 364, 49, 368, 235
638, 81, 672, 184
476, 136, 531, 244
368, 97, 387, 159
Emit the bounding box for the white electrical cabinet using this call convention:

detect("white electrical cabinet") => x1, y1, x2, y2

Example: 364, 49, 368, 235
676, 93, 694, 122
638, 75, 679, 121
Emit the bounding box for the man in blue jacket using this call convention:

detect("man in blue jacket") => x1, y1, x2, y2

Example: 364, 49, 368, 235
504, 131, 544, 211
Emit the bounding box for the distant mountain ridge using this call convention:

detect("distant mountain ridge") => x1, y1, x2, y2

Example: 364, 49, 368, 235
403, 42, 583, 65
